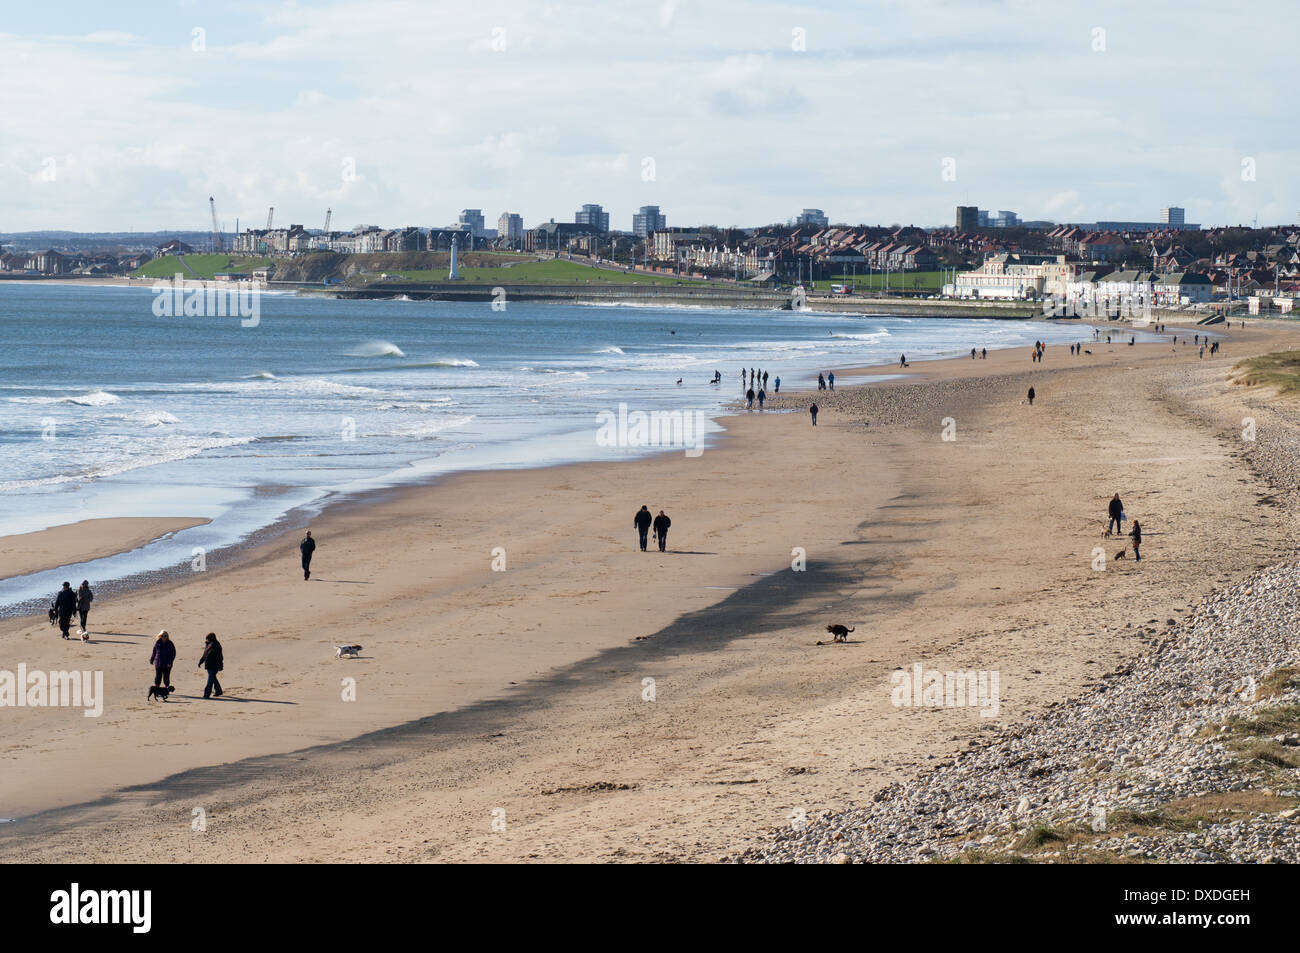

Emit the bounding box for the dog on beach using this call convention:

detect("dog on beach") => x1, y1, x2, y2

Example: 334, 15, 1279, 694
147, 685, 175, 702
334, 644, 363, 659
1114, 549, 1127, 560
817, 624, 855, 645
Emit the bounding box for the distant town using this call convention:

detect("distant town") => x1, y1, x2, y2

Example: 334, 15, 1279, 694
6, 202, 1300, 315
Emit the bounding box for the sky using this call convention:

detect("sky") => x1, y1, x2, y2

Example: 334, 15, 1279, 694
2, 0, 1298, 233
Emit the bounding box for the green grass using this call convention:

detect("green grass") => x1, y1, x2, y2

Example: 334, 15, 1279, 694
370, 258, 712, 287
132, 254, 271, 280
809, 270, 949, 294
1230, 352, 1300, 394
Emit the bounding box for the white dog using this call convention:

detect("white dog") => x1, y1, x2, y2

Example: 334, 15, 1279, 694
334, 644, 363, 659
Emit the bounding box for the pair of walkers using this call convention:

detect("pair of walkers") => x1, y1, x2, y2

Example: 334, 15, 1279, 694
1108, 493, 1143, 561
149, 630, 225, 698
50, 580, 93, 640
633, 505, 672, 552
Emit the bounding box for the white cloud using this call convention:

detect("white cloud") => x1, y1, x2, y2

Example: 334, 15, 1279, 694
2, 0, 1300, 230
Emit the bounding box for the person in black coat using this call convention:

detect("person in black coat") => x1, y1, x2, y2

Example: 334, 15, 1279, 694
300, 530, 316, 581
198, 633, 224, 699
652, 510, 671, 552
150, 630, 177, 688
633, 505, 653, 552
1129, 520, 1142, 562
53, 582, 77, 640
1108, 493, 1124, 536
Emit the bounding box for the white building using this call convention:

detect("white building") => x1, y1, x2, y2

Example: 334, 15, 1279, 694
497, 212, 524, 244
948, 254, 1072, 300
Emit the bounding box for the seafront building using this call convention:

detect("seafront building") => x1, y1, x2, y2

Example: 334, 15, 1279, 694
947, 253, 1072, 300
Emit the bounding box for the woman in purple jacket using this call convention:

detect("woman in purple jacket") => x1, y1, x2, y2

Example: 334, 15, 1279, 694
150, 630, 176, 688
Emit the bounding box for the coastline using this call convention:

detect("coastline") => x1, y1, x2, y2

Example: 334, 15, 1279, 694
0, 517, 209, 582
6, 275, 1237, 322
2, 318, 1296, 861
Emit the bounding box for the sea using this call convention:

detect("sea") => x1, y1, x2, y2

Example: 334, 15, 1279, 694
0, 281, 1157, 609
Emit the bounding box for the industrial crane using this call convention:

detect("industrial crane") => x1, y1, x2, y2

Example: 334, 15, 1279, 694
209, 196, 222, 252
266, 207, 274, 230
323, 208, 332, 235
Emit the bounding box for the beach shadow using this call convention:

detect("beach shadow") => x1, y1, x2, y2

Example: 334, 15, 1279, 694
81, 639, 136, 645
667, 551, 717, 555
312, 579, 374, 585
204, 696, 297, 705
0, 559, 894, 843
99, 632, 153, 638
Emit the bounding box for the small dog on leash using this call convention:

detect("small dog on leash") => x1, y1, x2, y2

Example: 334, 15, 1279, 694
817, 624, 855, 645
147, 685, 175, 702
334, 644, 363, 659
1114, 549, 1127, 560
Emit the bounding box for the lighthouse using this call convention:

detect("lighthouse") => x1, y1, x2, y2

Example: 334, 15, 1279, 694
449, 234, 461, 280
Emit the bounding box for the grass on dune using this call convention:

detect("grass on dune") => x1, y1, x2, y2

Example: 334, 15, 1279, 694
1230, 351, 1300, 394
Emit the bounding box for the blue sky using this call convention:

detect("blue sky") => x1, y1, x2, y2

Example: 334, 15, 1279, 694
2, 0, 1297, 232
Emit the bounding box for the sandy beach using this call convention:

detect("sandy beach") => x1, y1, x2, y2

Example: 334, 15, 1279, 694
2, 318, 1297, 862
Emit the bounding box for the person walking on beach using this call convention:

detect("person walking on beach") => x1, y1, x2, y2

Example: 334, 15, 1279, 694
762, 371, 768, 389
634, 504, 654, 551
774, 376, 780, 393
1108, 493, 1124, 537
899, 354, 907, 368
971, 348, 976, 359
150, 629, 176, 688
1129, 520, 1142, 562
300, 530, 316, 580
1027, 386, 1035, 406
827, 371, 835, 390
198, 632, 224, 699
981, 348, 987, 359
53, 581, 76, 640
757, 386, 766, 409
75, 580, 93, 638
653, 510, 671, 552
817, 372, 826, 391
746, 386, 755, 409
809, 402, 819, 426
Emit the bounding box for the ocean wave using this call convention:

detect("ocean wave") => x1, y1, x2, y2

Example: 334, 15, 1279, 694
592, 346, 625, 355
366, 414, 475, 439
124, 410, 181, 427
243, 371, 277, 380
346, 340, 406, 358
829, 329, 892, 341
0, 435, 257, 491
9, 390, 122, 407
376, 399, 455, 411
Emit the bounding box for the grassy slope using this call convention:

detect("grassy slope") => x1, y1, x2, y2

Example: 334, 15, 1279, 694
374, 258, 712, 286
132, 254, 271, 280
